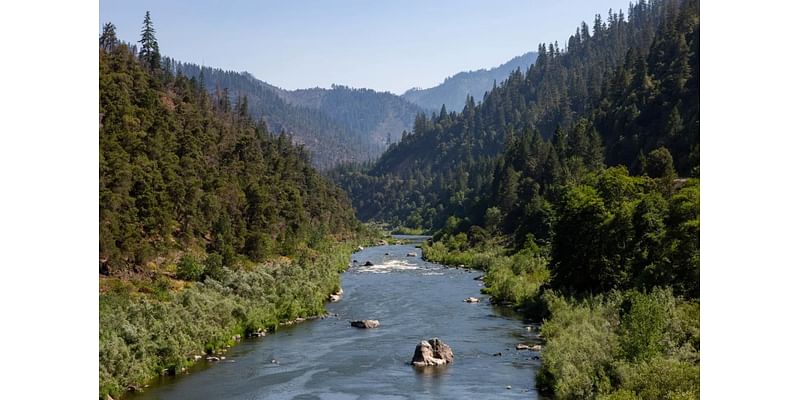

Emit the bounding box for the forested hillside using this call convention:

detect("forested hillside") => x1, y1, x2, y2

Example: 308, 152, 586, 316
333, 0, 699, 230
99, 19, 372, 398
100, 46, 359, 273
163, 62, 368, 168
167, 63, 423, 168
402, 52, 537, 111
279, 85, 423, 150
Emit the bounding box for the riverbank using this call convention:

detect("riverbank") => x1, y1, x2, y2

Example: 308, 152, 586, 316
100, 239, 372, 399
128, 240, 543, 400
420, 236, 700, 399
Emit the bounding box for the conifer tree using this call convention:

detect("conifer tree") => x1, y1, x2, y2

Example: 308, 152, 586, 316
99, 22, 118, 52
138, 11, 161, 71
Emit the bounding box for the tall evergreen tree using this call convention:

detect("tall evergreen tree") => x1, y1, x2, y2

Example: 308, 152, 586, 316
138, 11, 160, 71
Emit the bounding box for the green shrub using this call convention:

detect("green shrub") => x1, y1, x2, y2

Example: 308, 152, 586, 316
537, 290, 699, 400
203, 253, 225, 281
176, 254, 205, 281
100, 241, 353, 399
613, 357, 699, 400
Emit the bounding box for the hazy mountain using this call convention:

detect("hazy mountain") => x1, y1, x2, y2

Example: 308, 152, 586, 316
171, 62, 423, 168
275, 85, 424, 153
401, 52, 537, 111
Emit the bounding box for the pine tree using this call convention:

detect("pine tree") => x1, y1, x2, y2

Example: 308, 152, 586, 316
99, 22, 118, 52
138, 11, 161, 71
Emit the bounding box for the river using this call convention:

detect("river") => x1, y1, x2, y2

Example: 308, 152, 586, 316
132, 235, 542, 399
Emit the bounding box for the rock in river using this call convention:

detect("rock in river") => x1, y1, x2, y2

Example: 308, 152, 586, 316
464, 297, 480, 303
364, 261, 374, 266
350, 319, 380, 329
411, 337, 454, 367
406, 252, 417, 257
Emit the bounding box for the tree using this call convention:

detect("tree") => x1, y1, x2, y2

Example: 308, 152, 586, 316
138, 11, 161, 70
642, 147, 675, 179
99, 22, 118, 52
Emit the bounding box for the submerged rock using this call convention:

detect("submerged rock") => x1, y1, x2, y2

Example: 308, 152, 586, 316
407, 252, 417, 257
411, 337, 454, 367
350, 319, 380, 329
364, 261, 374, 266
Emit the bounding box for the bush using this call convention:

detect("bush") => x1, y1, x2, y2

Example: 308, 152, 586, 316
176, 254, 204, 281
100, 241, 353, 399
203, 253, 225, 281
537, 289, 700, 400
537, 292, 621, 399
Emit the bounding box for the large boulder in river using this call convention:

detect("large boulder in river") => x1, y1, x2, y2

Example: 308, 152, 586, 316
411, 337, 454, 367
350, 319, 380, 329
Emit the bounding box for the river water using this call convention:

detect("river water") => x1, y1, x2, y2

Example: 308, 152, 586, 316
133, 236, 542, 399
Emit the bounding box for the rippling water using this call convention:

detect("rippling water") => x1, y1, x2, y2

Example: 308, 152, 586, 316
132, 236, 542, 399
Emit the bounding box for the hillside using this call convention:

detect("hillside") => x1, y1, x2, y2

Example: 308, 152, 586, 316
333, 0, 699, 229
279, 85, 423, 152
169, 63, 424, 168
99, 27, 370, 397
401, 52, 537, 111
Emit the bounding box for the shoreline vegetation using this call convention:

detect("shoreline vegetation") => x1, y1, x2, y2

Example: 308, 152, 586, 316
421, 171, 700, 398
100, 239, 379, 398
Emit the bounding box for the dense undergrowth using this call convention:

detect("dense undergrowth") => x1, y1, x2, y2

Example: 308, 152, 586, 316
537, 289, 699, 400
99, 241, 357, 398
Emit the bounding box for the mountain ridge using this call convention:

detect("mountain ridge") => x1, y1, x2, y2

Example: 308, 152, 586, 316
401, 52, 537, 111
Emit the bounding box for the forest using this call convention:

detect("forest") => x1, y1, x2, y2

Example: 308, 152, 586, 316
161, 61, 424, 168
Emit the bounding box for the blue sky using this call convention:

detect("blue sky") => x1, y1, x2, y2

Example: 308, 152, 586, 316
100, 0, 634, 94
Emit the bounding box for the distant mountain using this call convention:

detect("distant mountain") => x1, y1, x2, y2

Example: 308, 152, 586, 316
402, 52, 537, 111
170, 62, 423, 168
276, 84, 424, 153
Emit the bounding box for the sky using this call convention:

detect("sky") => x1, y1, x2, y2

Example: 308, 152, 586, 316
100, 0, 634, 94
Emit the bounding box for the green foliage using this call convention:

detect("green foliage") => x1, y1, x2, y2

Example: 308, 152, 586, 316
202, 253, 225, 281
551, 168, 699, 297
176, 254, 204, 281
537, 291, 621, 399
100, 37, 358, 275
99, 242, 353, 398
537, 289, 699, 400
642, 147, 676, 179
